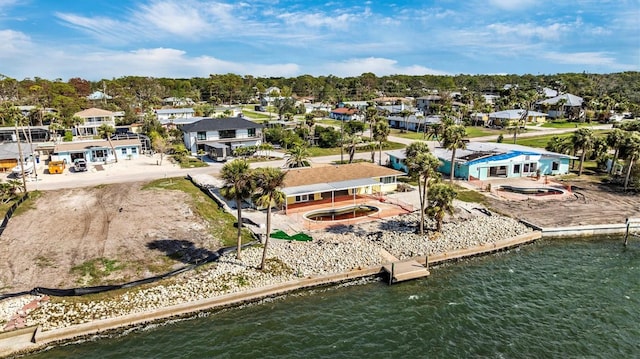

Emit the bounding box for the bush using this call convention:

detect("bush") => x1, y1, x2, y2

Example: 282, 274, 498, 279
63, 131, 73, 142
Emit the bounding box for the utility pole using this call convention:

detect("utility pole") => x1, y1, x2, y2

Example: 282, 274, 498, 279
15, 125, 27, 193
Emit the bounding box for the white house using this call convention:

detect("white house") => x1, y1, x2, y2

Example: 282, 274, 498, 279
155, 108, 195, 121
74, 108, 116, 136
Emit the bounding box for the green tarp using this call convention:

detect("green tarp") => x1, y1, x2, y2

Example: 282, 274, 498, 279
270, 230, 312, 242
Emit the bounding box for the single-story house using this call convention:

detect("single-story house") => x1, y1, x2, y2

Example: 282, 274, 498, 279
487, 109, 548, 127
281, 162, 405, 213
329, 107, 363, 121
387, 142, 574, 180
52, 139, 142, 164
181, 117, 263, 159
155, 108, 195, 121
74, 108, 116, 136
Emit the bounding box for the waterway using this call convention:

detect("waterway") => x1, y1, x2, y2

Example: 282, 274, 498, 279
26, 237, 640, 358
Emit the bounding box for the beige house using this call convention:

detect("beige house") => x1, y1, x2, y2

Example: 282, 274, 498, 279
74, 108, 116, 136
282, 162, 405, 213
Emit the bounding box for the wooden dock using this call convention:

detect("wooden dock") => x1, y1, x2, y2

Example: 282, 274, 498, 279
382, 259, 430, 284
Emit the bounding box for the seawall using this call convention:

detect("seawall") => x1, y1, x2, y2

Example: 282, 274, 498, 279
0, 230, 547, 358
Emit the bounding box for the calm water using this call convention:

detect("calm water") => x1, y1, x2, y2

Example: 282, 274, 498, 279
26, 237, 640, 358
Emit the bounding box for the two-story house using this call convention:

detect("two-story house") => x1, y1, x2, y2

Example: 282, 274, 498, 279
74, 108, 116, 136
181, 117, 263, 160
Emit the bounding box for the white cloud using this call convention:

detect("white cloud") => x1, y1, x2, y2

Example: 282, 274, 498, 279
317, 58, 448, 77
487, 22, 569, 41
488, 0, 537, 11
277, 11, 352, 29
135, 0, 212, 37
55, 12, 139, 45
0, 29, 30, 56
542, 51, 618, 66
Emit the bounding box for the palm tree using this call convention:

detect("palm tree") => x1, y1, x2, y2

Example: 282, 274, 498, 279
364, 102, 378, 162
441, 125, 467, 182
285, 144, 310, 168
219, 159, 254, 259
426, 182, 457, 233
342, 134, 362, 163
571, 128, 594, 176
399, 109, 412, 133
621, 132, 640, 190
252, 167, 286, 270
372, 118, 390, 165
405, 145, 441, 235
98, 124, 118, 163
508, 109, 528, 144
606, 128, 626, 174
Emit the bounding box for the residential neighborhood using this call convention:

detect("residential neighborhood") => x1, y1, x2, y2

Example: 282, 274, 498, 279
0, 72, 639, 358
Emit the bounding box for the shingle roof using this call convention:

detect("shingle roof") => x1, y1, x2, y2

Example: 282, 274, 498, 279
331, 108, 359, 115
283, 162, 404, 188
181, 118, 262, 132
155, 108, 194, 114
538, 93, 583, 106
489, 109, 548, 119
75, 108, 114, 118
54, 139, 141, 152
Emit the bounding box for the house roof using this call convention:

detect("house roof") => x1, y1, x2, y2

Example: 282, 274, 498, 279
54, 139, 141, 153
155, 108, 195, 114
181, 117, 263, 132
75, 108, 114, 118
432, 141, 575, 165
283, 162, 404, 188
331, 108, 359, 115
86, 91, 112, 100
489, 109, 548, 119
538, 93, 583, 107
0, 142, 39, 160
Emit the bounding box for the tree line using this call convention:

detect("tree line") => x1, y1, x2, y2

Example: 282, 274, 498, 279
1, 72, 639, 127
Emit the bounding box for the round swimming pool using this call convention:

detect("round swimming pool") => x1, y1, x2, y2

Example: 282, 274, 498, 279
304, 205, 380, 222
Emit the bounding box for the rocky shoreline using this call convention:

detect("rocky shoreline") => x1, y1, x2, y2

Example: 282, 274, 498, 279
0, 211, 531, 332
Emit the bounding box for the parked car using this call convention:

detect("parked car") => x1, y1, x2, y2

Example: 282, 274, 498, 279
73, 158, 87, 172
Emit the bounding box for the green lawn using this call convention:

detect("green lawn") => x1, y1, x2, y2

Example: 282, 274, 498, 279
390, 126, 502, 139
306, 141, 405, 157
539, 121, 599, 129
316, 119, 343, 127
502, 130, 611, 149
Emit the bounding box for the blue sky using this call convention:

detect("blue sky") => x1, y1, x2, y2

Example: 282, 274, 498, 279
1, 0, 638, 80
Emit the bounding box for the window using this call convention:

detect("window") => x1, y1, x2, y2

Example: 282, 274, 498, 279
121, 148, 127, 155
132, 147, 137, 154
513, 164, 521, 174
295, 194, 309, 202
219, 129, 236, 139
248, 128, 256, 137
380, 176, 395, 184
197, 131, 206, 140
552, 162, 559, 171
523, 163, 530, 172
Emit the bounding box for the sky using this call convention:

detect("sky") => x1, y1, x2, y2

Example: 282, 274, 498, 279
0, 0, 639, 81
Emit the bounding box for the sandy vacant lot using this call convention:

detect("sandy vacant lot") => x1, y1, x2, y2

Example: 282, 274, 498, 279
0, 182, 219, 293
486, 181, 639, 227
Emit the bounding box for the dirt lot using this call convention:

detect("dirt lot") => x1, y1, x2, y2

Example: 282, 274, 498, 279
0, 182, 219, 294
486, 181, 639, 227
